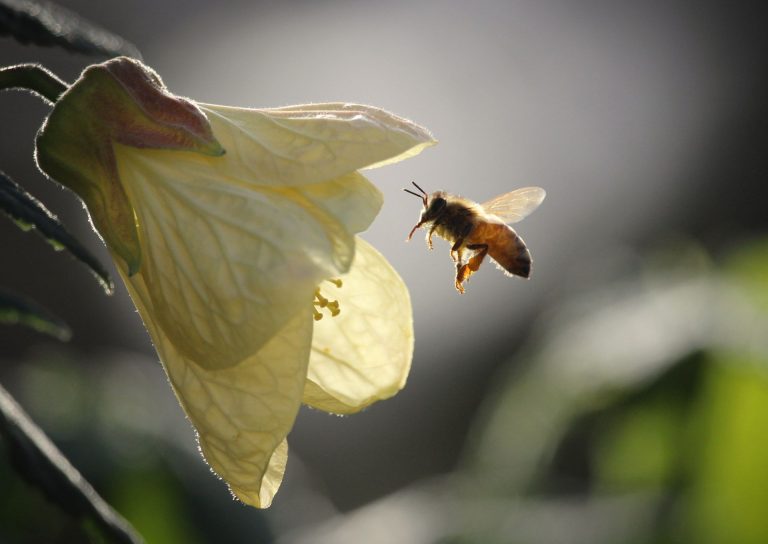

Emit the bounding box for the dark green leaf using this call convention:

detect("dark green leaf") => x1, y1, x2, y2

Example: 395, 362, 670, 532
0, 289, 71, 340
0, 382, 143, 544
0, 170, 114, 294
0, 0, 141, 58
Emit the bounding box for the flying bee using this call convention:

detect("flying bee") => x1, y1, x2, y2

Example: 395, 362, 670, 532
404, 182, 546, 294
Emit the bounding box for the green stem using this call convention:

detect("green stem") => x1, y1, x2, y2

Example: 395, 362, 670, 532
0, 64, 68, 104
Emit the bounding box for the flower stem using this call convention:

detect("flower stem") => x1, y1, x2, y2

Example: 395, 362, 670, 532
0, 64, 68, 104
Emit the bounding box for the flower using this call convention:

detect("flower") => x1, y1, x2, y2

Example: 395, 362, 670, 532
35, 57, 434, 507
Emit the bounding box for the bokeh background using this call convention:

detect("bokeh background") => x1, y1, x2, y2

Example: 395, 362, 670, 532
2, 1, 768, 542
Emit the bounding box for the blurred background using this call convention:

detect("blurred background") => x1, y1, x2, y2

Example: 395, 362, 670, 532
2, 1, 768, 542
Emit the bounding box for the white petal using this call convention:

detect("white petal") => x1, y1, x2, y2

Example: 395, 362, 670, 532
303, 238, 413, 414
122, 270, 312, 508
200, 103, 436, 186
116, 144, 382, 370
254, 439, 288, 508
293, 171, 383, 238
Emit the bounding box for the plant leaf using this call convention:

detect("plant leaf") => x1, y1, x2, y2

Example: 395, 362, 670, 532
0, 0, 141, 58
0, 382, 143, 543
0, 288, 70, 340
0, 171, 114, 294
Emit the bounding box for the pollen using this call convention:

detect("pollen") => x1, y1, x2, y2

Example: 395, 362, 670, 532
312, 279, 342, 320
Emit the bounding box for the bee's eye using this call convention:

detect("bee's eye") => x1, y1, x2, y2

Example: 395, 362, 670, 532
429, 197, 447, 213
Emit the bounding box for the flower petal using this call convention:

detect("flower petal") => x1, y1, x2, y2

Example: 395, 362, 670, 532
115, 144, 382, 369
254, 439, 288, 508
122, 270, 312, 508
199, 103, 436, 187
303, 238, 413, 414
293, 171, 383, 237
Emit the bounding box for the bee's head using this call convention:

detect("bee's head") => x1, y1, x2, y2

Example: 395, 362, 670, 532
404, 182, 447, 241
404, 182, 446, 213
422, 192, 447, 221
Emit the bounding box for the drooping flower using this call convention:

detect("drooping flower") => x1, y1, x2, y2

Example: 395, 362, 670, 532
35, 56, 434, 507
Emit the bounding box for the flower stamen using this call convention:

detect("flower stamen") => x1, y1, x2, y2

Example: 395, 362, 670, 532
313, 281, 342, 320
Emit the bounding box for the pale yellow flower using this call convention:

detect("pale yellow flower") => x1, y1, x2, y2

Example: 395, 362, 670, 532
35, 57, 434, 507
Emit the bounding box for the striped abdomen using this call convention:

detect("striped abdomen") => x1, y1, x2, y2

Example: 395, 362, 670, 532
468, 221, 531, 278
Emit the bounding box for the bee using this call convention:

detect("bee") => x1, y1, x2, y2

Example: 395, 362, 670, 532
404, 182, 546, 294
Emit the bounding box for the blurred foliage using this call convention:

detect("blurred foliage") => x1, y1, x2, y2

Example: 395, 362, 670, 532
1, 1, 142, 538
280, 237, 768, 544
453, 238, 768, 544
0, 289, 71, 340
4, 226, 768, 544
0, 351, 274, 543
0, 0, 140, 57
0, 380, 140, 543
0, 170, 114, 294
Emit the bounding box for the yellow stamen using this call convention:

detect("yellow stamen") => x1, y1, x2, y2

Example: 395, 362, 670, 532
313, 280, 342, 320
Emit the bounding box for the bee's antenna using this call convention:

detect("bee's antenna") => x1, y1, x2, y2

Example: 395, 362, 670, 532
403, 188, 423, 198
411, 181, 427, 196
403, 181, 428, 206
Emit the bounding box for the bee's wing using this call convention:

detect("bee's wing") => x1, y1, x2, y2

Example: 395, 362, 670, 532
481, 187, 546, 224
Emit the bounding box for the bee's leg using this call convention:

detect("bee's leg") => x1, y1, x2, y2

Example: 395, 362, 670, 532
465, 243, 489, 272
450, 239, 462, 262
455, 243, 489, 293
450, 224, 473, 262
454, 262, 468, 293
453, 246, 465, 264
427, 224, 438, 250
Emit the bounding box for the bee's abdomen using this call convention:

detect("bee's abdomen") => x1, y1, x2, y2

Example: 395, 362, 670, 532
479, 224, 532, 278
